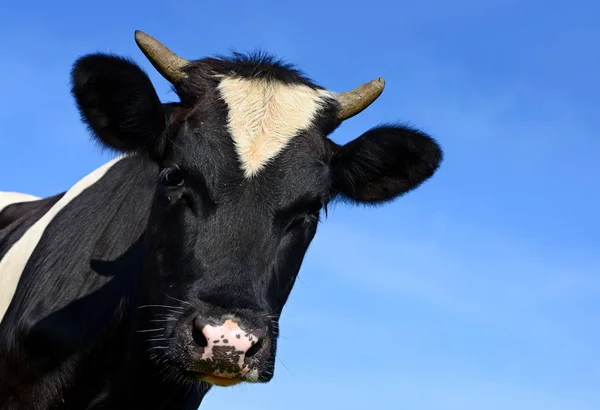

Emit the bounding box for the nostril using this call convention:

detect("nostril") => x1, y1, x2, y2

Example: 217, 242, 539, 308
192, 325, 208, 348
245, 338, 264, 358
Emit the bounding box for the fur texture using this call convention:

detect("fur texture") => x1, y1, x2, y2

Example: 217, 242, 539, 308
217, 75, 335, 177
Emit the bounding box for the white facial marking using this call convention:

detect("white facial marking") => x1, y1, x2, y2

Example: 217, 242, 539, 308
217, 75, 335, 177
0, 192, 40, 214
0, 157, 125, 324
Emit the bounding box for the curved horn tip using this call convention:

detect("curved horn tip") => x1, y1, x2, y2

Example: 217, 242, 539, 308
365, 77, 386, 94
374, 77, 386, 87
133, 30, 189, 83
133, 30, 152, 47
336, 77, 387, 121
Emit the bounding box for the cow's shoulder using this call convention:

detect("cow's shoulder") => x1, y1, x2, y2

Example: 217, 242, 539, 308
0, 192, 40, 221
0, 192, 64, 252
0, 192, 54, 229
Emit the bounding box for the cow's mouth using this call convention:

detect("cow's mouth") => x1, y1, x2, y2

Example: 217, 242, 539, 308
182, 370, 254, 387
199, 374, 243, 387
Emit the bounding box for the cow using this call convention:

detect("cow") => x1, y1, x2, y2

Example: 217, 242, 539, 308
0, 193, 40, 226
0, 31, 443, 409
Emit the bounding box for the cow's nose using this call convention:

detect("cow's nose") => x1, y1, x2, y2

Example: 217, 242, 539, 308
190, 316, 267, 373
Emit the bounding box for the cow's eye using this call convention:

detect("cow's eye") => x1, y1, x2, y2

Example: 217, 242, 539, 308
286, 214, 314, 232
286, 203, 323, 231
160, 166, 184, 187
306, 206, 322, 222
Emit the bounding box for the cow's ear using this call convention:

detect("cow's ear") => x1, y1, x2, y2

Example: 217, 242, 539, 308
71, 53, 166, 158
329, 124, 443, 204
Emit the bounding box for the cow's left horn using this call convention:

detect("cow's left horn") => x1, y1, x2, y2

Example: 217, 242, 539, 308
134, 30, 189, 83
336, 77, 386, 121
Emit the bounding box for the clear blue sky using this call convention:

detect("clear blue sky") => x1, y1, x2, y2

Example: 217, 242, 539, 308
1, 1, 599, 409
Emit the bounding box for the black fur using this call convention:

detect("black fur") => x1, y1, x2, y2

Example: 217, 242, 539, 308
0, 46, 443, 410
203, 51, 319, 86
71, 54, 167, 158
329, 124, 443, 204
0, 158, 157, 409
0, 195, 63, 235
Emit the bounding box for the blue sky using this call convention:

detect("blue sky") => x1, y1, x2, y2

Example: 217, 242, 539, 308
1, 0, 599, 409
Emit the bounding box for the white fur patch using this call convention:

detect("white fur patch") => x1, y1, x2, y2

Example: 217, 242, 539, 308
0, 192, 40, 214
217, 76, 334, 177
0, 157, 124, 324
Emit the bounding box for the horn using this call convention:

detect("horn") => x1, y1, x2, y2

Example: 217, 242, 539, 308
134, 30, 189, 83
336, 77, 385, 121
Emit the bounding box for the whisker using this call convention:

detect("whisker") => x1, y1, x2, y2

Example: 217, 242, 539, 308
146, 346, 168, 352
276, 354, 295, 378
296, 275, 308, 287
164, 294, 194, 307
154, 313, 181, 319
137, 328, 165, 333
146, 337, 173, 342
138, 304, 184, 310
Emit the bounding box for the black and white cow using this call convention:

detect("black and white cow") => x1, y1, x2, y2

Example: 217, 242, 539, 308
0, 31, 443, 409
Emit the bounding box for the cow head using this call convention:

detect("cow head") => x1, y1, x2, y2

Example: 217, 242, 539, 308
70, 31, 442, 388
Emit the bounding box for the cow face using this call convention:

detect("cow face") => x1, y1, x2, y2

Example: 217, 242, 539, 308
70, 32, 442, 388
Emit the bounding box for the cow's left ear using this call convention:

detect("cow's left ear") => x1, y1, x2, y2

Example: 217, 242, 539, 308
328, 124, 443, 204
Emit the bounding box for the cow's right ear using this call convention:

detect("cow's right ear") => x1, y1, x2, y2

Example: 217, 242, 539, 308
71, 53, 166, 157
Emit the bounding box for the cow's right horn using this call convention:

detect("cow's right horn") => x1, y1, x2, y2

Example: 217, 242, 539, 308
336, 77, 386, 121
